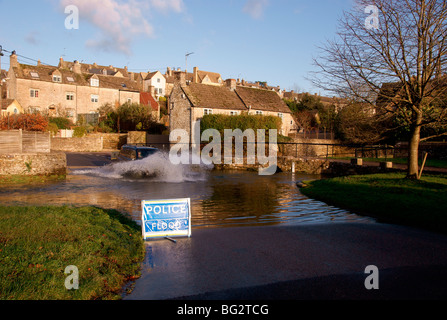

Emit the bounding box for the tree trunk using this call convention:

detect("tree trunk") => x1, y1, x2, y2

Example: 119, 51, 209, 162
407, 112, 423, 179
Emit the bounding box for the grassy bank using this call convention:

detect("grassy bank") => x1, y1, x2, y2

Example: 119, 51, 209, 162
301, 173, 447, 234
0, 174, 66, 185
0, 206, 145, 300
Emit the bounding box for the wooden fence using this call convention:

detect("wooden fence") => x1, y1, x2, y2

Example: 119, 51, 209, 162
0, 130, 51, 154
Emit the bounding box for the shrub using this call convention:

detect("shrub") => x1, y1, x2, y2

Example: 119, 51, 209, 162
73, 126, 87, 137
200, 114, 282, 136
0, 114, 49, 131
45, 122, 59, 136
49, 117, 72, 129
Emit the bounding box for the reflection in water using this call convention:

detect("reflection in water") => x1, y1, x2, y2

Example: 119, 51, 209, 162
0, 170, 375, 228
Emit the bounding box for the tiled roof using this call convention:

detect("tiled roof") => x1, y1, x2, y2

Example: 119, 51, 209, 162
235, 86, 291, 113
140, 92, 159, 112
197, 70, 222, 84
182, 83, 246, 110
1, 99, 12, 110
12, 64, 139, 92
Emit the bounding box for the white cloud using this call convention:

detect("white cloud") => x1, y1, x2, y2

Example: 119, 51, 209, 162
242, 0, 269, 20
149, 0, 184, 13
60, 0, 184, 55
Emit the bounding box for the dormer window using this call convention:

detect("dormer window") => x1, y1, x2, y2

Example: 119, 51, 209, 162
30, 72, 39, 79
53, 75, 62, 83
90, 78, 99, 87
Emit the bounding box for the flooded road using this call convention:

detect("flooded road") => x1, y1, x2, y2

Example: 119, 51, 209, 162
0, 154, 375, 228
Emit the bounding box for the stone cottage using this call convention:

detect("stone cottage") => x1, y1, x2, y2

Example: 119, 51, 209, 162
5, 52, 141, 123
169, 72, 296, 143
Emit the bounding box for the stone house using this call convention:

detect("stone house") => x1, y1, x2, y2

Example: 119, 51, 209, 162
142, 71, 166, 99
169, 72, 296, 143
164, 66, 224, 96
5, 52, 140, 123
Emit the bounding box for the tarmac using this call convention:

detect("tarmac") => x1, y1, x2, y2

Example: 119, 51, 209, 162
124, 222, 447, 300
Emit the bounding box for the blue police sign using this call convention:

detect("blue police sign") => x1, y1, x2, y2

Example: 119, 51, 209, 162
141, 198, 191, 240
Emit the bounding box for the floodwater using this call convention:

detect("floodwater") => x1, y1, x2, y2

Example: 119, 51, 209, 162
0, 153, 374, 228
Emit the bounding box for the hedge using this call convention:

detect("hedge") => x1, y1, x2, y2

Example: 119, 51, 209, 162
200, 114, 282, 136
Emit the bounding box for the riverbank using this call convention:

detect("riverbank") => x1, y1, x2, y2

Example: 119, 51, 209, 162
0, 206, 144, 300
300, 173, 447, 234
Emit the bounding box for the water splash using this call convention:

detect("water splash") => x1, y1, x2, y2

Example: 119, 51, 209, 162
73, 151, 214, 183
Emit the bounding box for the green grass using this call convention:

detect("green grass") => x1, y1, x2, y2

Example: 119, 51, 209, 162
0, 175, 66, 185
301, 173, 447, 234
328, 157, 447, 169
0, 206, 145, 300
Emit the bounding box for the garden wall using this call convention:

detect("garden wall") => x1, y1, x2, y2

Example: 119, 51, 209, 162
0, 152, 66, 176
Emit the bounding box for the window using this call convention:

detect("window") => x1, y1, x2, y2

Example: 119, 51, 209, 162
157, 78, 161, 83
127, 98, 132, 104
67, 77, 75, 82
90, 78, 99, 87
256, 110, 263, 115
158, 88, 163, 94
230, 111, 239, 116
30, 72, 39, 79
66, 92, 75, 101
53, 75, 62, 83
30, 89, 39, 98
91, 95, 99, 103
278, 113, 283, 119
204, 108, 213, 115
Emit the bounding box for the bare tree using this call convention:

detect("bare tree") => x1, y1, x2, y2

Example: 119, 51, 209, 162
311, 0, 447, 179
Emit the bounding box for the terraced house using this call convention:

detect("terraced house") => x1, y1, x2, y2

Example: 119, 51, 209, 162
5, 52, 140, 123
169, 72, 297, 142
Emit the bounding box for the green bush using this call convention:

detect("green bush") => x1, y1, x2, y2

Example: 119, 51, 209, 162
200, 114, 282, 136
73, 126, 87, 138
49, 117, 72, 129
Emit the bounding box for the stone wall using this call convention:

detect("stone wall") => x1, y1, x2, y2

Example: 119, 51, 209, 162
281, 138, 355, 158
0, 152, 66, 176
90, 133, 127, 150
51, 136, 104, 152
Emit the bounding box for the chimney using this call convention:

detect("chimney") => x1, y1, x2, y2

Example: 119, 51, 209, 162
167, 67, 172, 77
37, 60, 41, 66
225, 79, 237, 91
10, 51, 18, 69
176, 71, 186, 86
59, 57, 65, 68
129, 72, 134, 80
193, 67, 199, 83
73, 60, 82, 74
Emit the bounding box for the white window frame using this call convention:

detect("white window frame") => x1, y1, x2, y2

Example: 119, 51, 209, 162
256, 110, 263, 115
90, 78, 99, 87
230, 111, 239, 116
278, 112, 283, 119
53, 75, 62, 83
30, 89, 39, 98
66, 92, 75, 101
204, 108, 213, 115
91, 94, 99, 103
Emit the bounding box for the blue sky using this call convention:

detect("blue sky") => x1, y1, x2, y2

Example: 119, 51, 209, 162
0, 0, 354, 94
